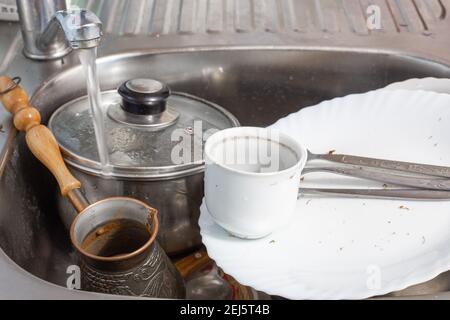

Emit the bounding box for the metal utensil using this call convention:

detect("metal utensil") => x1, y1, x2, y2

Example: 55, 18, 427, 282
303, 166, 450, 191
308, 150, 450, 178
299, 188, 450, 200
302, 151, 450, 198
175, 249, 233, 300
71, 197, 185, 298
186, 265, 233, 300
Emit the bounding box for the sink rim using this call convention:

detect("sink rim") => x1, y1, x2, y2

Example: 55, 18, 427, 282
28, 45, 450, 108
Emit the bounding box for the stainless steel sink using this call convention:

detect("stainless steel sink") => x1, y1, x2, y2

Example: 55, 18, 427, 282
2, 46, 450, 299
2, 0, 450, 300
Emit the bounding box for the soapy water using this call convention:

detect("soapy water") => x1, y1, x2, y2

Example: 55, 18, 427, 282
78, 48, 112, 175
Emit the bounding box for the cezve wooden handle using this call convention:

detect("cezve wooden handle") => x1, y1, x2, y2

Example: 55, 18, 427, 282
0, 76, 81, 196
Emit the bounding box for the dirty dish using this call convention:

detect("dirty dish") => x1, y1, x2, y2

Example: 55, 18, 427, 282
204, 127, 307, 239
384, 77, 450, 94
200, 89, 450, 299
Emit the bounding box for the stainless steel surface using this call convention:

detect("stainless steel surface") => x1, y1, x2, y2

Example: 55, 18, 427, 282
299, 188, 450, 200
5, 48, 449, 299
0, 249, 141, 299
107, 103, 180, 128
2, 0, 450, 300
0, 21, 19, 163
48, 90, 239, 179
16, 0, 70, 59
70, 0, 446, 36
39, 9, 103, 50
303, 166, 450, 191
0, 21, 18, 66
16, 1, 102, 59
186, 265, 233, 300
308, 151, 450, 179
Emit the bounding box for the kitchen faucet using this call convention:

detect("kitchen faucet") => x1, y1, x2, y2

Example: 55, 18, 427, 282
16, 0, 103, 60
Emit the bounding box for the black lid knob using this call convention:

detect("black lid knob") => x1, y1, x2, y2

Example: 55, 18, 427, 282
118, 79, 170, 115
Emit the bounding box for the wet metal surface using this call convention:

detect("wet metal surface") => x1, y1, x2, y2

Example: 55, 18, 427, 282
2, 0, 450, 299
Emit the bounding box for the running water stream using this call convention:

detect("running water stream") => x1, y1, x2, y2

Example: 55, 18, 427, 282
78, 48, 111, 175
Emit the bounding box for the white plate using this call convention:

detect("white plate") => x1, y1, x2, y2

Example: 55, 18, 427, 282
384, 77, 450, 94
199, 89, 450, 299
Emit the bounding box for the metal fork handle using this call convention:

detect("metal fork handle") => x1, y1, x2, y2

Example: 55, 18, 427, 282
309, 151, 450, 179
299, 188, 450, 200
302, 166, 450, 191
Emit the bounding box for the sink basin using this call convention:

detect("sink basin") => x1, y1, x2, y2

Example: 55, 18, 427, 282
2, 48, 450, 298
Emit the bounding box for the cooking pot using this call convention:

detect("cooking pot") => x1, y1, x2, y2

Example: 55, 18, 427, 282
49, 79, 239, 256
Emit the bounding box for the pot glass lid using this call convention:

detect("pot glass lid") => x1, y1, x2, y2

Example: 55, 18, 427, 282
48, 80, 239, 179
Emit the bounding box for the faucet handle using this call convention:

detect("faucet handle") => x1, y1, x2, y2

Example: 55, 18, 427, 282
38, 8, 103, 53
54, 9, 103, 49
0, 76, 82, 196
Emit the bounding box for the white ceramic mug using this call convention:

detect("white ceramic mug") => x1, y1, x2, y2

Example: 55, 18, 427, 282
204, 127, 307, 239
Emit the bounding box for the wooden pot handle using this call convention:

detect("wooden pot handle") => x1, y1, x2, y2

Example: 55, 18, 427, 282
174, 248, 211, 279
0, 76, 81, 196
